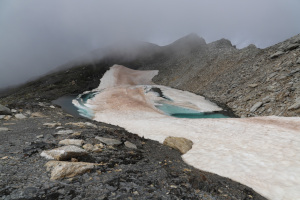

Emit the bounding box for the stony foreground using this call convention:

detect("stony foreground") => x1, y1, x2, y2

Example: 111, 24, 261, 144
0, 104, 266, 200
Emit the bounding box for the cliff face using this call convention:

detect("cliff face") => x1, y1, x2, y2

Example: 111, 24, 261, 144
1, 33, 300, 117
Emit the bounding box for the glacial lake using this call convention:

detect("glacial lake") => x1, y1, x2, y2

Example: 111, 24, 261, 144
54, 93, 231, 119
155, 103, 229, 119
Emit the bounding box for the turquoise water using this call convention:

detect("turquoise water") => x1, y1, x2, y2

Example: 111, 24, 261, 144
155, 103, 229, 119
53, 91, 99, 119
54, 93, 230, 119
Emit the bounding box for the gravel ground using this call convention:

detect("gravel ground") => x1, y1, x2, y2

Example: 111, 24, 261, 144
0, 104, 266, 200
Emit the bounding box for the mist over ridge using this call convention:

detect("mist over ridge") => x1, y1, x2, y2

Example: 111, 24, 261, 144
0, 0, 299, 89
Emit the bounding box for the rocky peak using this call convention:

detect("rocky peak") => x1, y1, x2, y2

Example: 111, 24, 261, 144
163, 33, 207, 54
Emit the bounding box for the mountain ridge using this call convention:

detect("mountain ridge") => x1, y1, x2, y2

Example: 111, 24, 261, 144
1, 33, 299, 117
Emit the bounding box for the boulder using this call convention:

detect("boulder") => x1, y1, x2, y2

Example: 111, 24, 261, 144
40, 145, 87, 160
0, 104, 11, 115
95, 136, 122, 146
45, 161, 98, 180
163, 136, 193, 154
59, 139, 84, 146
250, 102, 263, 112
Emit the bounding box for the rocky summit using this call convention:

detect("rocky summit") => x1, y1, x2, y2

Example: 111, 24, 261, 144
1, 33, 300, 200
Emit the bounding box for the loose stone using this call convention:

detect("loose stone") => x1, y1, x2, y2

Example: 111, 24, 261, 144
250, 102, 263, 112
95, 136, 122, 146
45, 161, 98, 180
59, 139, 84, 146
15, 114, 27, 119
124, 141, 137, 149
43, 122, 62, 128
55, 130, 74, 135
40, 145, 87, 160
163, 136, 193, 154
0, 127, 9, 132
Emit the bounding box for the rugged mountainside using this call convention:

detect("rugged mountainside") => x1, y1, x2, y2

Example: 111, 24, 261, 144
1, 33, 299, 117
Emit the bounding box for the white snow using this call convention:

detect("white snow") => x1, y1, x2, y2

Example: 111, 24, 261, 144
74, 65, 300, 200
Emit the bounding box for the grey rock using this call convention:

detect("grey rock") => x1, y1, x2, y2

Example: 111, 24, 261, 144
250, 102, 263, 112
285, 43, 299, 51
0, 104, 11, 115
270, 51, 284, 59
40, 145, 87, 160
55, 130, 74, 135
59, 139, 84, 146
289, 69, 300, 76
0, 115, 5, 119
45, 161, 98, 180
262, 96, 271, 103
95, 136, 122, 145
163, 136, 193, 154
0, 127, 9, 132
296, 58, 300, 64
15, 114, 27, 119
124, 141, 137, 149
288, 98, 300, 110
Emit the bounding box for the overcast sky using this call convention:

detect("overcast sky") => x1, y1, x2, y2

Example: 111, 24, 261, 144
1, 0, 300, 89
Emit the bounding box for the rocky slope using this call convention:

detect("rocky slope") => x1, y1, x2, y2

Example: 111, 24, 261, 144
1, 33, 299, 118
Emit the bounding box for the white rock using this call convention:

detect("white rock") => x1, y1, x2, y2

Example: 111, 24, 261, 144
36, 135, 44, 138
55, 130, 74, 135
50, 105, 55, 109
59, 139, 84, 146
11, 109, 17, 113
0, 115, 5, 120
41, 145, 87, 160
15, 114, 26, 119
45, 161, 98, 180
250, 102, 263, 112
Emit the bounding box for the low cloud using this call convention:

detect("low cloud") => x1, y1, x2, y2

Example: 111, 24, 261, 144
0, 0, 299, 88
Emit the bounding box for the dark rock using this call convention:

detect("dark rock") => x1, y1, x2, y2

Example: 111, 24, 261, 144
0, 104, 11, 115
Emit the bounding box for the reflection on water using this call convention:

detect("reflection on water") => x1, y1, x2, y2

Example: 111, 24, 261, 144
52, 95, 82, 118
155, 103, 229, 119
